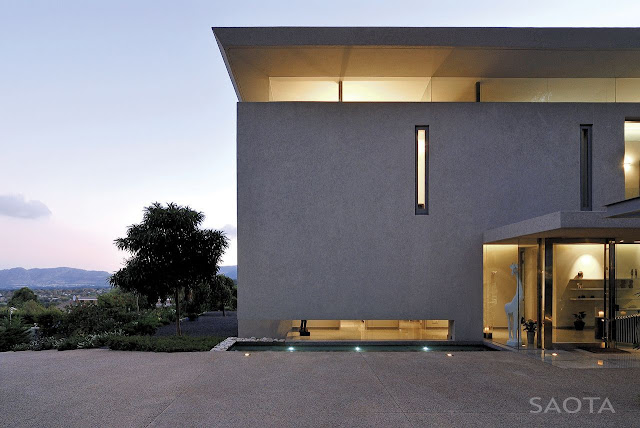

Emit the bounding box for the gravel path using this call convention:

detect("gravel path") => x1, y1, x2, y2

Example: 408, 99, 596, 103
154, 311, 237, 337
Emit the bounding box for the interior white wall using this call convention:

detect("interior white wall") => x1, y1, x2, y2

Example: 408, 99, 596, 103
553, 244, 605, 328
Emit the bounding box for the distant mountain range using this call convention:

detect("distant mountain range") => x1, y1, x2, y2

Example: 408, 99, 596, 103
0, 267, 111, 289
218, 265, 237, 280
0, 265, 238, 289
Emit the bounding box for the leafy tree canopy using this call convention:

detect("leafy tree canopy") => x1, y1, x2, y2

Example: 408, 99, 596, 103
110, 202, 228, 334
8, 287, 38, 307
211, 274, 235, 316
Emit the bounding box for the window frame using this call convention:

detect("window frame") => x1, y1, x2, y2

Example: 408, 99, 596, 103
580, 124, 593, 211
415, 126, 429, 215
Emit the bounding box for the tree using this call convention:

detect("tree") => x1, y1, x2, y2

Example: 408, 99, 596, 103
8, 287, 38, 307
184, 282, 210, 320
110, 202, 228, 335
211, 275, 235, 316
0, 318, 31, 351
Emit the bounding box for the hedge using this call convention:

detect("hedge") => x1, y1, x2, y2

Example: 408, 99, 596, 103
106, 335, 223, 352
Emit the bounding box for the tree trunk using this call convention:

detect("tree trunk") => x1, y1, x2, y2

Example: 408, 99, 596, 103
175, 290, 182, 336
221, 301, 225, 317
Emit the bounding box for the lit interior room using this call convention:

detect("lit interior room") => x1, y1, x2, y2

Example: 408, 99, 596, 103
287, 320, 451, 341
227, 46, 640, 103
483, 244, 538, 348
552, 244, 605, 344
614, 245, 640, 321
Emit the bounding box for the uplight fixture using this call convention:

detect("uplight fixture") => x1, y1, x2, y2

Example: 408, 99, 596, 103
355, 346, 361, 352
288, 346, 295, 352
551, 352, 558, 356
446, 353, 453, 357
244, 353, 250, 357
422, 346, 429, 351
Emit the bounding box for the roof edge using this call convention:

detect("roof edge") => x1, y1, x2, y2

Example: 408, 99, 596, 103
212, 27, 640, 50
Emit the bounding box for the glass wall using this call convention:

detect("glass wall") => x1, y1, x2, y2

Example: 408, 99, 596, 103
268, 77, 640, 102
342, 78, 431, 102
612, 244, 640, 319
519, 241, 540, 348
625, 121, 640, 199
288, 320, 452, 340
269, 77, 339, 101
483, 243, 540, 348
552, 244, 606, 344
485, 240, 640, 349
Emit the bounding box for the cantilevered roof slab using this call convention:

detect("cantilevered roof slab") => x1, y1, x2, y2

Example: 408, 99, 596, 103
212, 27, 640, 101
484, 211, 640, 244
605, 197, 640, 218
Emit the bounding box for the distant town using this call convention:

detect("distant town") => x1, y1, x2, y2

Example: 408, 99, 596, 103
0, 265, 237, 308
0, 287, 109, 308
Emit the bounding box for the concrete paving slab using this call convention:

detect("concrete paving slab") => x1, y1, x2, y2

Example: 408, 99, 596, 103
1, 349, 639, 427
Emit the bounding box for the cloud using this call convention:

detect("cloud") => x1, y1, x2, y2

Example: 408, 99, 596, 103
220, 224, 237, 239
0, 194, 52, 219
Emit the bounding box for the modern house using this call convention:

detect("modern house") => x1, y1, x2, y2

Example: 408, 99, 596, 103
213, 27, 640, 349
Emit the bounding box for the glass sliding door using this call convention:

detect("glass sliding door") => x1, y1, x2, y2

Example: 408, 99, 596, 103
611, 244, 640, 348
552, 243, 606, 345
518, 240, 540, 348
483, 241, 541, 348
483, 244, 519, 347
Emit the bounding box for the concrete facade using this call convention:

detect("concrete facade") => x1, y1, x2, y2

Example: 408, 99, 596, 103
236, 102, 640, 339
211, 27, 640, 340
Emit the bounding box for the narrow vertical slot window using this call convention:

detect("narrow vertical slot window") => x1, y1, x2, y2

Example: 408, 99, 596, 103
416, 126, 429, 214
625, 121, 640, 199
580, 125, 592, 211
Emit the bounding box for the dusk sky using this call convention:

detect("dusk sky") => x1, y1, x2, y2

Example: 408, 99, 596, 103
1, 0, 639, 272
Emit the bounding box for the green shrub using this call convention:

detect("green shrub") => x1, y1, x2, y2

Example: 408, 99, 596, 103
8, 287, 38, 307
57, 331, 124, 351
98, 289, 140, 311
35, 308, 65, 337
61, 303, 138, 336
56, 336, 81, 351
0, 319, 31, 352
12, 336, 64, 351
107, 335, 223, 352
60, 297, 163, 337
155, 307, 176, 325
122, 313, 160, 336
19, 300, 46, 324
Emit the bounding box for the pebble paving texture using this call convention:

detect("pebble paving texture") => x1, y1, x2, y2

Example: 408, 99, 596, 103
1, 348, 639, 427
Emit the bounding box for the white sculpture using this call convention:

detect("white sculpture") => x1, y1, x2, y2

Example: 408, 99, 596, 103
504, 263, 524, 346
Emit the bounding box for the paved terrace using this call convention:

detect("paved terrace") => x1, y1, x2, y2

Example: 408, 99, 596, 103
1, 349, 639, 427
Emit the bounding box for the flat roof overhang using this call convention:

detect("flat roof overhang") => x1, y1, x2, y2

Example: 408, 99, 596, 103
212, 27, 640, 101
605, 196, 640, 218
484, 211, 640, 244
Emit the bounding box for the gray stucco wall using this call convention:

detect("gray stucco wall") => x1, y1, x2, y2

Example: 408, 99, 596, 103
236, 102, 640, 340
